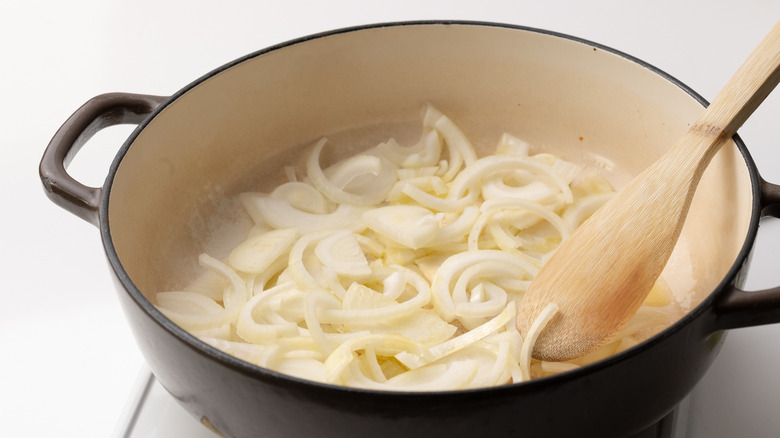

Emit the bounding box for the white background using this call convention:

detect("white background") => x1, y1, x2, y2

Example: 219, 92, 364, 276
1, 1, 779, 437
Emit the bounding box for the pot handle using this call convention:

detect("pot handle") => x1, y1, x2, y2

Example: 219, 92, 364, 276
712, 178, 780, 330
39, 93, 167, 226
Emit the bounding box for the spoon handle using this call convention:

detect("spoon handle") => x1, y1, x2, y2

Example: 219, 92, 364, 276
677, 19, 780, 177
518, 20, 780, 362
699, 20, 780, 140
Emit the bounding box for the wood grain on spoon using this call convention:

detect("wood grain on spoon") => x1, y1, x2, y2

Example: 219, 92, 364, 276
516, 21, 780, 362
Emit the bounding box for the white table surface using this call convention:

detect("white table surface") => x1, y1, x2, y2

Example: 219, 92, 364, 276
2, 1, 778, 437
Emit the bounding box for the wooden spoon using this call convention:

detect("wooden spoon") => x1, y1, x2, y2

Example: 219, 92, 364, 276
516, 21, 780, 362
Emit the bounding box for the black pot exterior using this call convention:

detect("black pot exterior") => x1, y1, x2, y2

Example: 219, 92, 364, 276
109, 246, 727, 438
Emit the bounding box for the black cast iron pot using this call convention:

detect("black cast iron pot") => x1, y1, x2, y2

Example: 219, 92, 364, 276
40, 21, 780, 438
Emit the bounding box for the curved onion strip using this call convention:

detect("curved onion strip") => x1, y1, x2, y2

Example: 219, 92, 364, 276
236, 282, 302, 344
361, 205, 441, 249
432, 250, 537, 322
386, 175, 449, 202
307, 138, 395, 205
156, 256, 248, 331
287, 230, 335, 292
191, 322, 232, 340
400, 183, 478, 213
402, 130, 442, 168
318, 268, 431, 324
453, 279, 508, 320
495, 133, 531, 156
519, 302, 559, 381
275, 359, 328, 383
381, 270, 406, 300
427, 206, 480, 246
250, 254, 290, 296
201, 337, 267, 365
375, 129, 442, 168
199, 254, 249, 309
562, 193, 613, 229
396, 303, 515, 370
552, 158, 583, 184
469, 198, 572, 252
340, 152, 399, 199
341, 358, 480, 391
314, 230, 371, 278
486, 220, 525, 251
449, 155, 573, 203
155, 291, 227, 331
324, 334, 426, 384
325, 154, 382, 189
182, 269, 228, 301
238, 192, 270, 227
430, 109, 477, 181
228, 227, 298, 274
388, 360, 479, 391
253, 196, 366, 234
486, 339, 514, 385
303, 289, 343, 355
270, 181, 330, 214
340, 284, 457, 348
362, 347, 387, 383
481, 177, 558, 203
486, 326, 525, 383
443, 343, 512, 388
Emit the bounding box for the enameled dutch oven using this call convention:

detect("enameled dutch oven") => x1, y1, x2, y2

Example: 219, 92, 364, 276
40, 21, 780, 438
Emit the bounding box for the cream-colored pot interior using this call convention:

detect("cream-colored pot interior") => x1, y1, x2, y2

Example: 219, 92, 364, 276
108, 23, 752, 317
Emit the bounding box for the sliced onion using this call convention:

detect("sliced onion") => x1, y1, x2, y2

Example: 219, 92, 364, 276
519, 302, 559, 381
427, 206, 480, 246
318, 268, 431, 324
361, 205, 441, 249
431, 250, 537, 322
270, 181, 330, 214
396, 303, 515, 370
314, 230, 371, 278
385, 360, 479, 391
469, 198, 572, 253
324, 333, 426, 384
400, 183, 478, 212
375, 129, 442, 169
251, 195, 366, 234
450, 154, 574, 204
385, 176, 449, 202
236, 282, 303, 344
495, 133, 531, 156
562, 193, 613, 229
429, 107, 477, 181
307, 138, 396, 205
228, 227, 298, 274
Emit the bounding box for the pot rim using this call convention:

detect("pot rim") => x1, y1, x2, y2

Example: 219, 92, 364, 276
99, 19, 763, 398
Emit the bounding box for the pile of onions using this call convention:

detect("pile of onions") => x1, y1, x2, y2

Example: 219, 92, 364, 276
155, 106, 679, 391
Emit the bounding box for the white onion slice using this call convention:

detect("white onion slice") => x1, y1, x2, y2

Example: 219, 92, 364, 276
270, 181, 330, 214
396, 303, 515, 370
519, 302, 559, 381
228, 227, 298, 274
307, 138, 396, 205
431, 250, 537, 322
361, 205, 441, 249
314, 230, 371, 278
